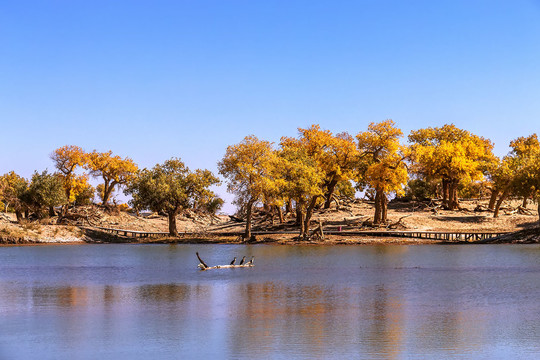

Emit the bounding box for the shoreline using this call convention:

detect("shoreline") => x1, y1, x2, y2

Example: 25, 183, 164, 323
2, 229, 539, 246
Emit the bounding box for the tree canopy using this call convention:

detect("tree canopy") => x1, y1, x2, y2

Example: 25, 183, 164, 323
50, 145, 86, 202
22, 170, 66, 218
357, 120, 408, 224
218, 135, 279, 239
0, 171, 28, 220
408, 124, 495, 210
85, 150, 138, 205
126, 158, 220, 236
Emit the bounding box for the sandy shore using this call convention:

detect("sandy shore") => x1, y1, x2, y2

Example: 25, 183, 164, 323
1, 199, 539, 245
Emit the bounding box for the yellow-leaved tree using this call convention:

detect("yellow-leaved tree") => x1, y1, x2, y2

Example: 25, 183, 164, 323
218, 136, 280, 240
291, 125, 359, 209
276, 139, 325, 238
508, 134, 540, 208
357, 120, 408, 224
489, 156, 519, 218
70, 174, 95, 205
490, 134, 540, 219
0, 171, 28, 221
50, 145, 86, 205
85, 150, 138, 206
408, 124, 495, 210
524, 151, 540, 223
277, 124, 358, 237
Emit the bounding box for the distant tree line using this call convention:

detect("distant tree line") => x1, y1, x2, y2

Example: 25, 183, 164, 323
0, 147, 222, 235
2, 122, 540, 237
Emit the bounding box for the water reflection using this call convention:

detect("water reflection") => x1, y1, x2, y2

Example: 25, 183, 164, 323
0, 244, 539, 359
137, 283, 190, 303
32, 286, 89, 308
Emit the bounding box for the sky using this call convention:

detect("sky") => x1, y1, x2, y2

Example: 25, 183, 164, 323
1, 0, 540, 213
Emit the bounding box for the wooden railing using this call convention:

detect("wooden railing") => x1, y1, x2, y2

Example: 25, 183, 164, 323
83, 226, 509, 242
325, 230, 509, 241
88, 226, 169, 238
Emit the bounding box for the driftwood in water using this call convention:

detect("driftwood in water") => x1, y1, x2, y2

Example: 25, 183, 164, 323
196, 252, 254, 271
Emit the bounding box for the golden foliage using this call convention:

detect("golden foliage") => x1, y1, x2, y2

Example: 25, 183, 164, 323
218, 135, 280, 204
282, 124, 359, 185
0, 171, 28, 212
85, 150, 138, 205
51, 145, 86, 176
276, 141, 325, 204
408, 124, 495, 183
357, 119, 408, 195
51, 145, 86, 201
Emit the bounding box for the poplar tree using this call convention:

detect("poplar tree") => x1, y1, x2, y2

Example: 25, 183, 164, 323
357, 120, 408, 224
408, 124, 495, 210
126, 158, 220, 236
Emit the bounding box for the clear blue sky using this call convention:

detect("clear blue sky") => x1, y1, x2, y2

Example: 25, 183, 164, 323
1, 1, 540, 211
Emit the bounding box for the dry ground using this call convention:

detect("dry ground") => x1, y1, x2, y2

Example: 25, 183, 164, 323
2, 198, 538, 244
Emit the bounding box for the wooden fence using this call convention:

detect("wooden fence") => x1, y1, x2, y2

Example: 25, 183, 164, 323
84, 226, 508, 242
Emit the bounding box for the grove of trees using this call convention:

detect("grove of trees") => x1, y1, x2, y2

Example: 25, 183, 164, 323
220, 122, 540, 239
2, 122, 540, 238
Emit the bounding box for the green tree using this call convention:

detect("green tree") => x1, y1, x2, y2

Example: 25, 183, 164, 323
126, 158, 220, 236
23, 170, 67, 218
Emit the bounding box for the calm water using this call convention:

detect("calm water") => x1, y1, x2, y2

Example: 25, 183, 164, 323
0, 244, 539, 359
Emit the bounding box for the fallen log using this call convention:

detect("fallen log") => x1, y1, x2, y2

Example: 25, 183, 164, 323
229, 215, 244, 223
196, 252, 254, 271
310, 220, 324, 241
387, 214, 412, 229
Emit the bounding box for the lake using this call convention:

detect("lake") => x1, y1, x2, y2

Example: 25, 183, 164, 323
1, 244, 539, 359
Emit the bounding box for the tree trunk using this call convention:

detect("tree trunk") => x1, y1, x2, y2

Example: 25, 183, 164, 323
295, 201, 303, 225
493, 188, 510, 218
381, 192, 388, 223
448, 179, 459, 210
298, 210, 306, 238
102, 181, 114, 205
65, 188, 72, 205
303, 196, 319, 238
442, 179, 450, 209
488, 190, 498, 211
275, 205, 284, 223
15, 210, 22, 222
373, 189, 387, 224
168, 209, 179, 236
323, 178, 339, 209
522, 197, 528, 208
374, 191, 382, 225
49, 206, 56, 217
244, 199, 254, 240
286, 199, 293, 214
537, 200, 540, 224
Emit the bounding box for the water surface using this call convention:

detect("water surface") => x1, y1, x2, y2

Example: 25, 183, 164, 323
1, 244, 539, 359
